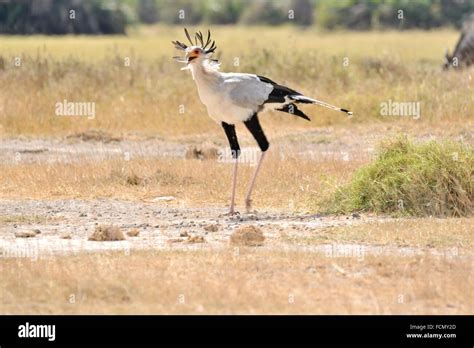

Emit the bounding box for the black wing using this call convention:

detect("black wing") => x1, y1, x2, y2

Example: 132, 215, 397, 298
257, 75, 303, 103
257, 75, 311, 121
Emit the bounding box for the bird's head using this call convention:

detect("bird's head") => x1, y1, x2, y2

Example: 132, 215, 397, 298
184, 46, 205, 64
172, 28, 218, 67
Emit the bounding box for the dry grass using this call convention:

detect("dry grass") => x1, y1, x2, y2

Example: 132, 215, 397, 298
0, 154, 362, 211
0, 214, 57, 225
0, 27, 472, 137
1, 248, 472, 314
283, 218, 474, 249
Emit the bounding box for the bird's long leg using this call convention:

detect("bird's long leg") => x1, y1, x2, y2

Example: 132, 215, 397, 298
229, 158, 238, 214
243, 113, 269, 213
221, 121, 241, 215
244, 151, 266, 212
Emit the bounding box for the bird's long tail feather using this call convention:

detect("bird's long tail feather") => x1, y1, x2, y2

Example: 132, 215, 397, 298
290, 95, 353, 116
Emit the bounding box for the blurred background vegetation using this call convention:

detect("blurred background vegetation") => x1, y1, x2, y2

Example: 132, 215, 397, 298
0, 0, 473, 35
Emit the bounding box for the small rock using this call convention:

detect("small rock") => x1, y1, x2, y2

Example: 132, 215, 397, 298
60, 233, 72, 239
180, 231, 189, 237
33, 229, 41, 234
230, 225, 265, 247
127, 228, 140, 237
88, 225, 125, 241
204, 224, 219, 232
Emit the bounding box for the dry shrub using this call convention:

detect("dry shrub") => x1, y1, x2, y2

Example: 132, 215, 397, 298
108, 169, 145, 187
187, 235, 206, 243
66, 130, 121, 143
230, 225, 265, 246
125, 173, 142, 186
185, 146, 219, 160
88, 225, 125, 241
14, 231, 38, 238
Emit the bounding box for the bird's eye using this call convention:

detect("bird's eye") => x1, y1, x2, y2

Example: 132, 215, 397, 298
193, 49, 199, 54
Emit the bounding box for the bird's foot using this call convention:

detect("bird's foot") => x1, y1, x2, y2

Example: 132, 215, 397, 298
221, 209, 240, 218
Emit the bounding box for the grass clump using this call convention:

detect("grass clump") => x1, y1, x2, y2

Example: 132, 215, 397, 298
330, 137, 473, 217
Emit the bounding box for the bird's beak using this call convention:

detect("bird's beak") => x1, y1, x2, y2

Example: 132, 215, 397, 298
185, 51, 199, 65
187, 56, 197, 64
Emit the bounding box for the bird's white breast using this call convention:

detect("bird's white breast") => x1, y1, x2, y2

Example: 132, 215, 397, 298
191, 65, 271, 124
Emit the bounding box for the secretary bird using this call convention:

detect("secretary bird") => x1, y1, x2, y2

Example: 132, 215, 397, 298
172, 29, 352, 215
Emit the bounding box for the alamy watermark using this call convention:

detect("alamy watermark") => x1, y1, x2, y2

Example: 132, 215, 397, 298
218, 147, 259, 166
18, 322, 55, 342
0, 243, 39, 261
55, 99, 95, 119
325, 244, 365, 260
380, 99, 420, 119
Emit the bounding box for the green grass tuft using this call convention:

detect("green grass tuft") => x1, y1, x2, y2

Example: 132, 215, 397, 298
330, 136, 473, 217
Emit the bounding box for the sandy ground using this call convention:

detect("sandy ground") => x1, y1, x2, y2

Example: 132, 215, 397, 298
0, 198, 466, 260
0, 197, 364, 256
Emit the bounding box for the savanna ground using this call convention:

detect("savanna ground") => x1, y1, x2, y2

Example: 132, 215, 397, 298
0, 26, 473, 314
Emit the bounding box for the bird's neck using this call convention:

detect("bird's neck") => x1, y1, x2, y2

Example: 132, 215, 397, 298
189, 61, 221, 86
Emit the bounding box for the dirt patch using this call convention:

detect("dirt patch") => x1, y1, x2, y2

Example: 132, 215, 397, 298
88, 225, 125, 241
66, 130, 121, 143
230, 225, 265, 246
